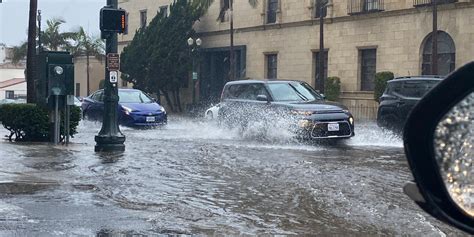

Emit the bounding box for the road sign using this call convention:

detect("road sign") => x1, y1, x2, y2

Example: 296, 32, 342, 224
107, 53, 120, 71
110, 71, 118, 83
192, 72, 198, 80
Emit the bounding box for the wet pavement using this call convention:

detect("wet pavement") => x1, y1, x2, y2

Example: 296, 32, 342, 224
0, 117, 465, 236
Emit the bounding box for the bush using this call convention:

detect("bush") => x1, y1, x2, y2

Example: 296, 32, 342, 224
0, 104, 81, 142
99, 79, 105, 89
374, 71, 394, 102
325, 77, 341, 101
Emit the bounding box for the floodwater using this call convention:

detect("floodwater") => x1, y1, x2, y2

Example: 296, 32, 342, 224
0, 117, 464, 236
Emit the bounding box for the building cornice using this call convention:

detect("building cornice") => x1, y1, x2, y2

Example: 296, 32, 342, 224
118, 1, 473, 46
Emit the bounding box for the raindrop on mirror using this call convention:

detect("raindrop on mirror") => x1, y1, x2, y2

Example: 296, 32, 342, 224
434, 92, 474, 216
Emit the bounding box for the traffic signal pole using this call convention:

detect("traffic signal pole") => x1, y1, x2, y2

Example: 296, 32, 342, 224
95, 0, 125, 152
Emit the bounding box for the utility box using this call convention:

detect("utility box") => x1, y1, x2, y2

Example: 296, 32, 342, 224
36, 51, 74, 108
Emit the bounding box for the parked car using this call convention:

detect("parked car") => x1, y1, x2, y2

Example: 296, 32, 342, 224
218, 80, 355, 139
377, 76, 442, 133
204, 103, 220, 120
82, 89, 167, 127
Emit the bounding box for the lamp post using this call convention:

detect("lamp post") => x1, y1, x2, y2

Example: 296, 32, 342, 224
95, 0, 125, 152
318, 0, 328, 94
187, 37, 202, 105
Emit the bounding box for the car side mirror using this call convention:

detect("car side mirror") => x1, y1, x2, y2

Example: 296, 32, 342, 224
403, 62, 474, 234
256, 94, 269, 103
320, 93, 326, 100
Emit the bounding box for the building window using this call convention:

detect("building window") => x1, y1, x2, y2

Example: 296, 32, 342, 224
5, 90, 14, 99
267, 0, 278, 24
159, 6, 168, 18
360, 48, 377, 91
348, 0, 384, 15
122, 80, 128, 87
422, 31, 455, 76
314, 50, 328, 90
315, 0, 328, 19
140, 10, 147, 29
266, 54, 278, 79
219, 0, 230, 22
75, 83, 80, 97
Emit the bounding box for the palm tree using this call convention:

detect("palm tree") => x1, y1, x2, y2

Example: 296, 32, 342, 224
11, 42, 28, 65
26, 0, 37, 103
41, 18, 75, 51
68, 27, 105, 96
191, 0, 258, 81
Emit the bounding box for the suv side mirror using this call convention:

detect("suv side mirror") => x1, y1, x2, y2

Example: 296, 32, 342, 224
320, 93, 326, 100
403, 62, 474, 234
256, 94, 269, 102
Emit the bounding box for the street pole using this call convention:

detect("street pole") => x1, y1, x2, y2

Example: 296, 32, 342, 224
95, 0, 125, 152
431, 0, 438, 75
318, 1, 326, 94
37, 10, 42, 53
229, 0, 235, 81
26, 0, 37, 103
192, 50, 196, 104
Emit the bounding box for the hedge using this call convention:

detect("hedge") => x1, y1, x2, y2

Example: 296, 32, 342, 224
0, 104, 81, 142
374, 71, 395, 102
325, 77, 341, 101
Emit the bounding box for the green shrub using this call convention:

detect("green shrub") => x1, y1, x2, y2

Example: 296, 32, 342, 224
374, 71, 394, 102
99, 79, 105, 89
325, 77, 341, 101
0, 104, 81, 142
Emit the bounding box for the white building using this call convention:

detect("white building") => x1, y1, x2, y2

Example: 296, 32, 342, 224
0, 68, 26, 99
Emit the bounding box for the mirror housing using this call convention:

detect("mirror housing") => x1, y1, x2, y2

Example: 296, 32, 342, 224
403, 62, 474, 234
256, 94, 269, 103
320, 93, 326, 100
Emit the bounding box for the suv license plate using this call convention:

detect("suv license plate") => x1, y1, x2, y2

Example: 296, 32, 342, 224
146, 116, 156, 122
328, 123, 340, 131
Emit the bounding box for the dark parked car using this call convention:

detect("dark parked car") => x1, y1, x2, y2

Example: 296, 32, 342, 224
218, 80, 355, 139
377, 76, 442, 133
82, 89, 167, 127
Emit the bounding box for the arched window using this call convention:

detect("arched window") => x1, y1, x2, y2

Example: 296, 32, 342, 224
422, 31, 456, 76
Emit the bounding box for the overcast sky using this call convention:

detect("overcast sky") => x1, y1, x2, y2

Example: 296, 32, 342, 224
0, 0, 104, 47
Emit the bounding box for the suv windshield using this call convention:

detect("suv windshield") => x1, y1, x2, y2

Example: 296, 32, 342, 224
119, 90, 153, 103
391, 80, 440, 98
267, 82, 323, 101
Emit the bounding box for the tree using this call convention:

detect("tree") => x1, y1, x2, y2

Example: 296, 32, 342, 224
68, 27, 105, 95
10, 42, 28, 65
26, 0, 38, 103
121, 0, 202, 112
196, 0, 258, 81
41, 18, 75, 51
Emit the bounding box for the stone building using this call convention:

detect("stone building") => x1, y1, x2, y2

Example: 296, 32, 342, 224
118, 0, 474, 118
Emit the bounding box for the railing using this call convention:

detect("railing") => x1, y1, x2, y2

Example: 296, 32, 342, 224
414, 0, 457, 7
346, 104, 378, 121
348, 0, 384, 15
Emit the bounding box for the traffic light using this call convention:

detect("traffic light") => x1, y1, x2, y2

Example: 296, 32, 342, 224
100, 8, 127, 34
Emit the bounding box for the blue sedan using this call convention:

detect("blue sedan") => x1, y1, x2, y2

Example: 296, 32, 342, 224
82, 89, 167, 127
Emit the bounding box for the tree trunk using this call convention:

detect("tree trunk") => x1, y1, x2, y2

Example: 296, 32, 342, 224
86, 53, 90, 96
162, 90, 175, 112
26, 0, 38, 103
175, 86, 182, 112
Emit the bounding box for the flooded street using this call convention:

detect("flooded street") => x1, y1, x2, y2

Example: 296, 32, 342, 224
0, 117, 463, 236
